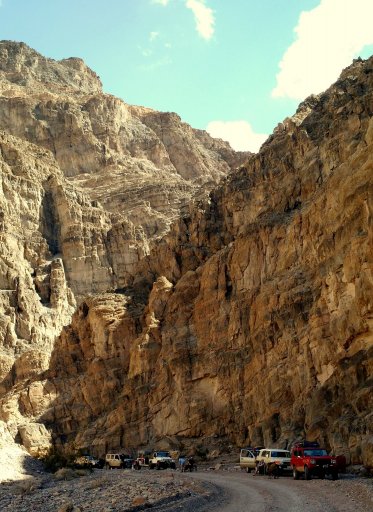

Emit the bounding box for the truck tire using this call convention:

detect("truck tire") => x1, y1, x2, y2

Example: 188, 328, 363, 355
332, 470, 339, 480
246, 467, 252, 473
304, 466, 312, 480
293, 467, 300, 480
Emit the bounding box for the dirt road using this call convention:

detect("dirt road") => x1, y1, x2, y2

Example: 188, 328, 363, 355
167, 470, 373, 512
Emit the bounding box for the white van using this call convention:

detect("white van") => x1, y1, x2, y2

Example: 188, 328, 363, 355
239, 448, 256, 472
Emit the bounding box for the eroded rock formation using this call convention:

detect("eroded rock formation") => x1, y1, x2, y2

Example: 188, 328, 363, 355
30, 58, 372, 464
0, 41, 244, 243
0, 41, 372, 467
0, 41, 246, 455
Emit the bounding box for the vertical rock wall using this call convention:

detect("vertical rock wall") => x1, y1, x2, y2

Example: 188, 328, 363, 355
38, 57, 373, 465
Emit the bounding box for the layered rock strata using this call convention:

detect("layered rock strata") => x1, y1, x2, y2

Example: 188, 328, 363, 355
0, 40, 246, 455
26, 57, 373, 465
0, 41, 245, 242
0, 42, 372, 467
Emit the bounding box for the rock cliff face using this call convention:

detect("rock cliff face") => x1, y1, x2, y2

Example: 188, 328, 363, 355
24, 57, 371, 464
0, 41, 244, 244
0, 41, 247, 454
0, 41, 372, 467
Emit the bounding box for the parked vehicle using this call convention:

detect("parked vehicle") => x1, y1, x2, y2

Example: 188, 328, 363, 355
336, 454, 347, 473
149, 451, 176, 469
239, 447, 257, 473
291, 441, 338, 480
256, 448, 292, 474
74, 454, 104, 469
105, 453, 134, 469
136, 450, 152, 467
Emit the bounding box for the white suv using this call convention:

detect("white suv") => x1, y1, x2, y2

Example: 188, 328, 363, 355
256, 448, 292, 474
149, 451, 176, 469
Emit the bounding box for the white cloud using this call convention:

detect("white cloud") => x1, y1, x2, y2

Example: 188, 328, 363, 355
149, 31, 160, 42
151, 0, 170, 5
206, 120, 268, 153
141, 48, 153, 57
272, 0, 373, 100
186, 0, 215, 40
151, 0, 215, 41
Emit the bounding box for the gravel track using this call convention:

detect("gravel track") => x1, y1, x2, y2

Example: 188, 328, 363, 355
178, 470, 373, 512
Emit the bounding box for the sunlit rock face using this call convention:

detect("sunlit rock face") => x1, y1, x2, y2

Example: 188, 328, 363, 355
0, 41, 246, 450
0, 40, 245, 242
35, 57, 373, 465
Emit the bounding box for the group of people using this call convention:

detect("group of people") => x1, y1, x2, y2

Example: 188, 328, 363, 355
254, 460, 279, 478
178, 455, 197, 472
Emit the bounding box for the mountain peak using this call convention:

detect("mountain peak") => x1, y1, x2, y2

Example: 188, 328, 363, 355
0, 40, 102, 95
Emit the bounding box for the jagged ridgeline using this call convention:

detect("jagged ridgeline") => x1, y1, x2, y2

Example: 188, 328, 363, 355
0, 41, 372, 467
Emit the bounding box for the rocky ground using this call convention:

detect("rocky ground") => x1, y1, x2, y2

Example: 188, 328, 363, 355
0, 468, 213, 512
0, 457, 372, 512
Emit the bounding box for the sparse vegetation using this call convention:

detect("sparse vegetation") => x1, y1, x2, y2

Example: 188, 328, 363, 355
12, 477, 44, 495
53, 467, 89, 481
41, 448, 76, 473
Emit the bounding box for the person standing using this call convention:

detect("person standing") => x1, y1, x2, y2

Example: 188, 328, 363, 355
178, 455, 186, 471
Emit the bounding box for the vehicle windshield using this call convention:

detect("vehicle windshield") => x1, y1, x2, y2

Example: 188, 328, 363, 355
271, 451, 290, 458
304, 449, 328, 456
157, 451, 170, 457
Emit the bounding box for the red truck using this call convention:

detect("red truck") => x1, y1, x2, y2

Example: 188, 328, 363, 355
291, 441, 339, 480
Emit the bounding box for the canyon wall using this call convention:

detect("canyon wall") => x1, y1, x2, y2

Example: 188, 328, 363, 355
0, 41, 246, 454
0, 41, 244, 244
30, 58, 372, 464
0, 41, 372, 467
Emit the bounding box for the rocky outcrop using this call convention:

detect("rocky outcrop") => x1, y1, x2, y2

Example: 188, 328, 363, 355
0, 42, 372, 469
0, 41, 246, 456
0, 41, 245, 243
31, 56, 373, 465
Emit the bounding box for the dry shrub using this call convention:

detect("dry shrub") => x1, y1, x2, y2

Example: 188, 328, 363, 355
53, 468, 81, 481
12, 477, 43, 495
86, 475, 111, 489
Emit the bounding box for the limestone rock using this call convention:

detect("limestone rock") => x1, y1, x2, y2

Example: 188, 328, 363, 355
41, 56, 373, 466
0, 41, 246, 458
18, 422, 52, 456
0, 41, 372, 469
0, 40, 245, 243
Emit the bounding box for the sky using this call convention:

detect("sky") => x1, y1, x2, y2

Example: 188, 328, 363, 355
1, 0, 373, 152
